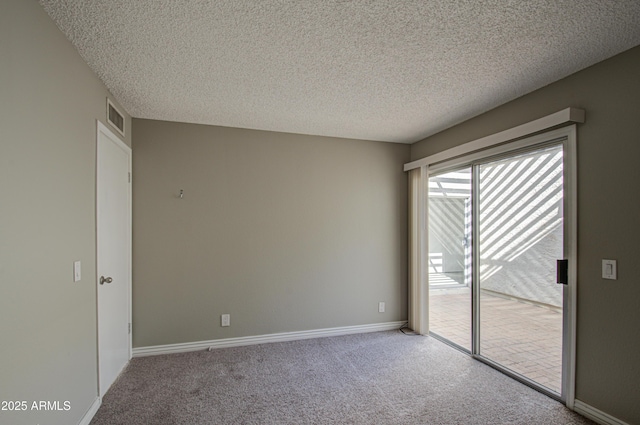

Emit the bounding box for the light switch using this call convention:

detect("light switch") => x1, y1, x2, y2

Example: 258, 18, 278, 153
74, 261, 81, 282
602, 259, 617, 280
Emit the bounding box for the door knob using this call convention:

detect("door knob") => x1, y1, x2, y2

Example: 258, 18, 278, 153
100, 276, 113, 285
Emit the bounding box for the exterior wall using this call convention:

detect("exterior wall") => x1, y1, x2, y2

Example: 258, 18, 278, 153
411, 45, 640, 424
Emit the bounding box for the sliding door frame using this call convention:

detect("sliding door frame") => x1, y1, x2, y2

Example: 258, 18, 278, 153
410, 123, 578, 408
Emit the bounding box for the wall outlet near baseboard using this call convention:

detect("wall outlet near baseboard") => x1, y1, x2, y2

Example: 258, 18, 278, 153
378, 302, 385, 313
221, 314, 230, 327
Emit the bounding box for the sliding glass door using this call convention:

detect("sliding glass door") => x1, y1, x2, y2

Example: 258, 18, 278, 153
477, 144, 564, 394
428, 168, 472, 352
428, 140, 568, 398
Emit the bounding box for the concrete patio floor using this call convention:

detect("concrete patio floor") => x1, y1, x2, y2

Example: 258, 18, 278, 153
429, 287, 563, 393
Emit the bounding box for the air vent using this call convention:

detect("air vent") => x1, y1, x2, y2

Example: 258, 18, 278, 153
106, 98, 125, 137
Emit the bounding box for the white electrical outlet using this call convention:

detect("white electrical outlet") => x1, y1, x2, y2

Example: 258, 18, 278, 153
221, 314, 230, 327
378, 302, 385, 313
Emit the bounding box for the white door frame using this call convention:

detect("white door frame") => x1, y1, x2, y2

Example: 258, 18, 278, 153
96, 120, 132, 396
410, 123, 578, 408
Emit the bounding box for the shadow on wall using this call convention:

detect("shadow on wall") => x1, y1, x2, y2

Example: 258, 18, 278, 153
428, 146, 563, 307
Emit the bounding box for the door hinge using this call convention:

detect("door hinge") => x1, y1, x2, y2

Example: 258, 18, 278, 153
128, 172, 131, 183
128, 323, 131, 334
556, 259, 568, 285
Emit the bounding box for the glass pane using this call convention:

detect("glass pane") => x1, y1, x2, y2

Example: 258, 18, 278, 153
428, 167, 472, 351
478, 144, 564, 393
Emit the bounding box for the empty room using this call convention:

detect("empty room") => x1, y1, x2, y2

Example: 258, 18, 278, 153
1, 1, 639, 424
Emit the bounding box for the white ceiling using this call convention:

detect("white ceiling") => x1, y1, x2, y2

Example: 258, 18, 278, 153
40, 1, 640, 144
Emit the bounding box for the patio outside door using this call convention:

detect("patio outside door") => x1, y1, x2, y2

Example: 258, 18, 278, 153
428, 140, 568, 400
477, 144, 564, 394
428, 167, 472, 352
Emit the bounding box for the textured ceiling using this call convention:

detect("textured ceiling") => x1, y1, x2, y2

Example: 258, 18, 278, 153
40, 1, 640, 144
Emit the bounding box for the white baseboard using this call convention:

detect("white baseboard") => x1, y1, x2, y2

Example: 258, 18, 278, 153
573, 400, 630, 425
77, 396, 101, 425
133, 321, 407, 357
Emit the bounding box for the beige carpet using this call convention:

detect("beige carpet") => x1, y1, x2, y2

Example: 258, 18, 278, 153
91, 330, 594, 424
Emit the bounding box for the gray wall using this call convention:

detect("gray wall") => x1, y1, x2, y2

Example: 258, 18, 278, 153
0, 1, 131, 425
411, 45, 640, 424
132, 120, 409, 347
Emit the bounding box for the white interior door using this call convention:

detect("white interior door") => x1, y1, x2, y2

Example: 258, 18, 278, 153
97, 121, 131, 397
